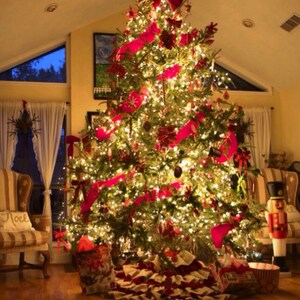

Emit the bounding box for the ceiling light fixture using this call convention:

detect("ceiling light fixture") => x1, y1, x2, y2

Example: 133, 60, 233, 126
242, 19, 255, 28
45, 3, 58, 13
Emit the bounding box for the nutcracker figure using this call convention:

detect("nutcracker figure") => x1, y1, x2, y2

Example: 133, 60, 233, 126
267, 181, 289, 272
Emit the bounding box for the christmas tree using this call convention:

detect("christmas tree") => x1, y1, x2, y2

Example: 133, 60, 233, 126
64, 0, 263, 269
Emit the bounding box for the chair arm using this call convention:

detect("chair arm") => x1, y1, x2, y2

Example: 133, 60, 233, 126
30, 214, 51, 233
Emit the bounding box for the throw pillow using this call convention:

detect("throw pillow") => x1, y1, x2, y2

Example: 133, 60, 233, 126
286, 204, 300, 222
0, 211, 35, 231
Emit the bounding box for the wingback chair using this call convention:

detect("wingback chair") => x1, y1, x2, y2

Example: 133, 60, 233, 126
247, 168, 300, 247
0, 169, 50, 278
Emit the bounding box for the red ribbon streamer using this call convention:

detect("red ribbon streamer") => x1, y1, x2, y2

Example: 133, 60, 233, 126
116, 22, 160, 61
81, 173, 126, 214
172, 112, 205, 146
215, 131, 238, 163
133, 181, 183, 206
210, 223, 233, 249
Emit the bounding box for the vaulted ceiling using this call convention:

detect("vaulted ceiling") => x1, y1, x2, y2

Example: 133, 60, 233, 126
1, 0, 299, 92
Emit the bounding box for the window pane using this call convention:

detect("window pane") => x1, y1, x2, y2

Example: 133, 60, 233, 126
0, 46, 66, 83
11, 113, 67, 236
215, 63, 264, 91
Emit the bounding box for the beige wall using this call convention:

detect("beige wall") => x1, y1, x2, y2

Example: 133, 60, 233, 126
0, 10, 298, 162
70, 11, 126, 136
0, 81, 69, 102
279, 84, 300, 162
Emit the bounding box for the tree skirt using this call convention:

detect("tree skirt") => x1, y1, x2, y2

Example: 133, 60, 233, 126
106, 250, 234, 300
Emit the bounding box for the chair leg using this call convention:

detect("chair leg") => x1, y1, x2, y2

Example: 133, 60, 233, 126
40, 250, 50, 279
19, 252, 25, 278
18, 250, 50, 279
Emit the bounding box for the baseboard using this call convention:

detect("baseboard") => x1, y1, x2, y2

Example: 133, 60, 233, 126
0, 247, 72, 266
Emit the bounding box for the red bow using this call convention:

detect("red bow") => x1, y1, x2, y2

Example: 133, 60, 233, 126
71, 179, 90, 203
53, 229, 69, 253
234, 148, 251, 168
66, 135, 80, 157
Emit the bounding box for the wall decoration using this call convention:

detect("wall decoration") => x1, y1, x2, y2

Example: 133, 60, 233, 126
93, 33, 117, 100
87, 111, 98, 128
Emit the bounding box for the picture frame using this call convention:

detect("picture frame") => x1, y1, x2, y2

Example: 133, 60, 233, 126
87, 111, 99, 127
93, 33, 117, 100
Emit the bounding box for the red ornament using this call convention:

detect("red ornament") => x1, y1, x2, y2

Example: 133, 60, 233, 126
205, 22, 218, 37
167, 0, 183, 11
203, 22, 218, 45
223, 90, 229, 100
126, 6, 137, 19
107, 62, 126, 77
119, 90, 143, 114
158, 219, 181, 238
179, 28, 198, 46
157, 125, 176, 147
152, 0, 161, 9
195, 58, 208, 70
174, 165, 182, 178
95, 127, 112, 141
166, 17, 182, 28
159, 30, 177, 49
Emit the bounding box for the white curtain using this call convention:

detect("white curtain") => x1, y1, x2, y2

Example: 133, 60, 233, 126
243, 107, 271, 170
28, 102, 66, 217
0, 102, 21, 169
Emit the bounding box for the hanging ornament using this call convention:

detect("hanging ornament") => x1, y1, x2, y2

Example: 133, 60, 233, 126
143, 121, 152, 131
174, 165, 183, 178
8, 100, 40, 137
209, 147, 222, 158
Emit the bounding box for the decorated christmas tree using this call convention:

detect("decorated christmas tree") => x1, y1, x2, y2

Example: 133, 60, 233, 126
64, 0, 263, 270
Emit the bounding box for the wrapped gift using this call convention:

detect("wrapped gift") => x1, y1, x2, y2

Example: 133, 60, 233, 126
76, 236, 115, 295
211, 255, 257, 295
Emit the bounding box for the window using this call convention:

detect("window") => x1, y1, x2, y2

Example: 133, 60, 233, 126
0, 46, 66, 83
215, 63, 265, 92
12, 113, 67, 234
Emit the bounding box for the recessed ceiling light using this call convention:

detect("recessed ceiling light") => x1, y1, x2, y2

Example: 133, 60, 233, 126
45, 3, 58, 13
242, 19, 255, 28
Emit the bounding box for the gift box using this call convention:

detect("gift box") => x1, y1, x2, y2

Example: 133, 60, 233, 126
76, 236, 115, 295
211, 256, 257, 295
248, 262, 279, 293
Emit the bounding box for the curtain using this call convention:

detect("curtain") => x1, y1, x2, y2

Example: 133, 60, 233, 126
28, 102, 66, 217
243, 107, 271, 170
0, 102, 21, 169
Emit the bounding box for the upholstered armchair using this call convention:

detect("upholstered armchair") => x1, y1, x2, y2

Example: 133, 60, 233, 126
247, 168, 300, 247
0, 169, 50, 278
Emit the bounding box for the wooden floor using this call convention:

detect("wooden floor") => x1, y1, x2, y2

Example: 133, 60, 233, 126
0, 258, 300, 300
